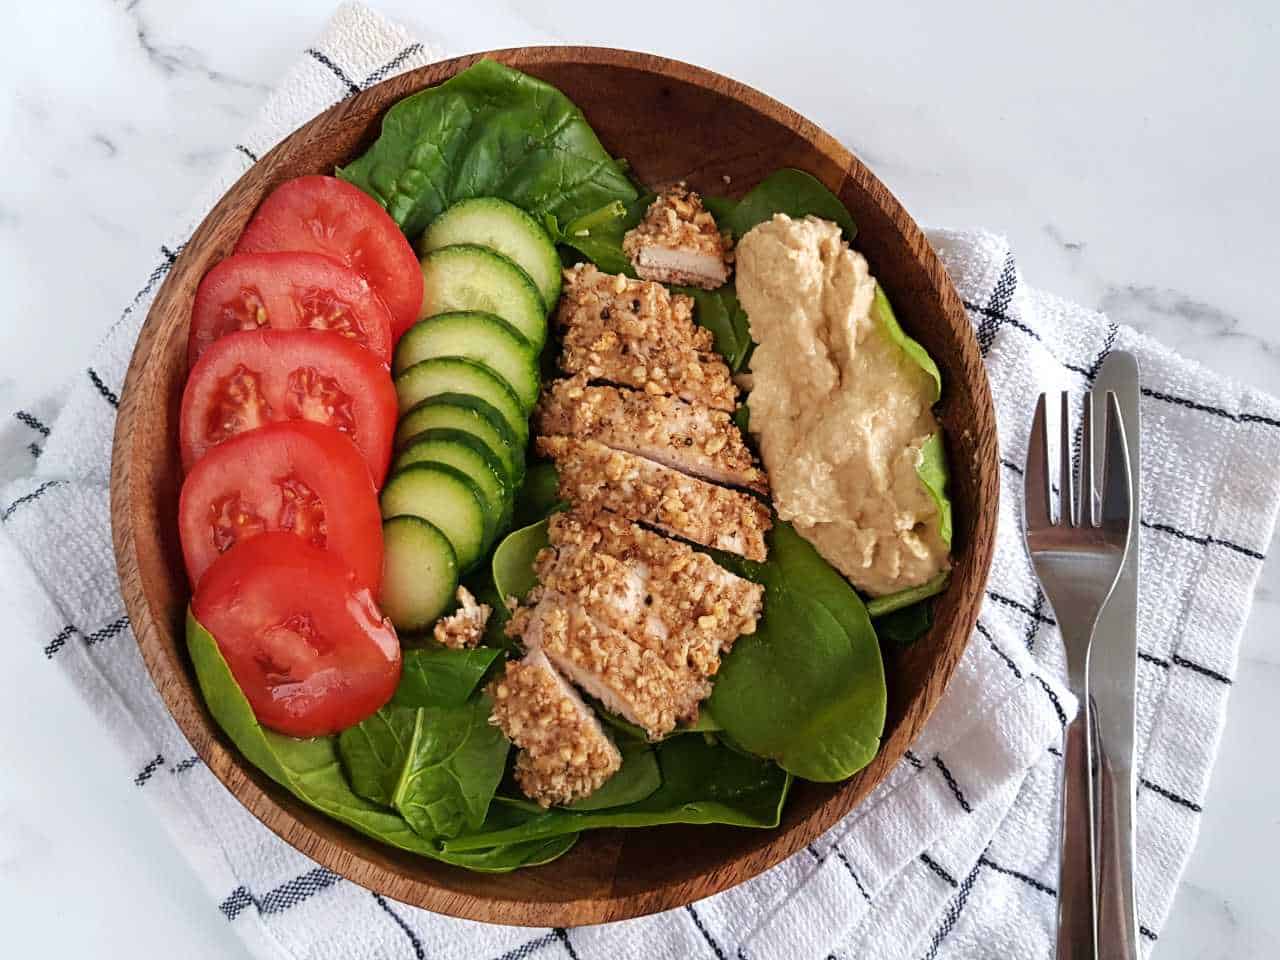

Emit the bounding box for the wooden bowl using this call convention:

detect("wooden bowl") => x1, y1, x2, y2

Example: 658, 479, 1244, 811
110, 46, 998, 926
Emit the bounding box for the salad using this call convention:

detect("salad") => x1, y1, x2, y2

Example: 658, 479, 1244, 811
178, 59, 952, 872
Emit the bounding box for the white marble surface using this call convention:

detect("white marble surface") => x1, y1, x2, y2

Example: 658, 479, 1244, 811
1, 1, 1276, 956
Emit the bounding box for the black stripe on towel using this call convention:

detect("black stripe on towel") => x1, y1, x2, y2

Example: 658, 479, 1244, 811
171, 756, 201, 774
258, 867, 342, 914
84, 615, 129, 646
686, 905, 727, 960
306, 48, 361, 96
15, 410, 50, 436
1141, 387, 1280, 430
492, 933, 558, 960
1140, 778, 1203, 813
219, 886, 254, 920
933, 756, 973, 813
986, 589, 1056, 626
978, 856, 1056, 897
919, 853, 959, 888
921, 860, 982, 960
1140, 925, 1159, 941
3, 479, 66, 521
44, 624, 76, 658
1141, 519, 1265, 561
365, 43, 425, 86
834, 847, 872, 902
134, 754, 164, 786
554, 927, 581, 960
87, 367, 119, 407
373, 893, 425, 959
234, 143, 258, 163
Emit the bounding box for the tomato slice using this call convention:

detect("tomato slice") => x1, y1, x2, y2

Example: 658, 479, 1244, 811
235, 176, 423, 340
192, 532, 401, 737
179, 420, 383, 591
188, 252, 394, 368
179, 329, 397, 484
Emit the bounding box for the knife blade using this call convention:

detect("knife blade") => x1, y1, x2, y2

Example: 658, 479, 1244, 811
1091, 350, 1141, 958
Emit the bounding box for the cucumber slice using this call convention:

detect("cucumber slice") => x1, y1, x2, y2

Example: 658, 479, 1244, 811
394, 428, 512, 539
394, 312, 539, 411
418, 198, 562, 310
419, 245, 547, 350
394, 357, 529, 448
380, 515, 459, 633
380, 463, 487, 572
395, 394, 525, 485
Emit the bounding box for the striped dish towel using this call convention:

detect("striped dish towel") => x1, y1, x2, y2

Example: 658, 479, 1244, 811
3, 4, 1278, 958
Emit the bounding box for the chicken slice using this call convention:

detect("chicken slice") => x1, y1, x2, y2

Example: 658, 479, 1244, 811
537, 376, 766, 493
622, 183, 732, 289
556, 263, 738, 412
508, 592, 710, 739
536, 511, 764, 676
488, 648, 622, 807
538, 436, 771, 561
432, 586, 491, 649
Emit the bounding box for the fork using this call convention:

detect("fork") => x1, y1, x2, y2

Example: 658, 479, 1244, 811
1023, 391, 1133, 960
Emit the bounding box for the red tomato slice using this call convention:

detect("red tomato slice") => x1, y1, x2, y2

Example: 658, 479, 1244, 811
192, 532, 401, 737
235, 176, 422, 340
188, 252, 394, 368
180, 329, 397, 484
179, 420, 383, 591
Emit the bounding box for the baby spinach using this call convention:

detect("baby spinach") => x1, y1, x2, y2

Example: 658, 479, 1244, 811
865, 571, 951, 619
186, 612, 576, 871
873, 285, 942, 403
550, 195, 651, 275
339, 59, 638, 240
873, 600, 934, 651
711, 168, 857, 242
337, 694, 508, 840
675, 285, 753, 372
511, 462, 564, 529
708, 523, 887, 782
443, 735, 790, 851
492, 518, 550, 604
391, 646, 503, 708
917, 433, 953, 548
563, 741, 661, 811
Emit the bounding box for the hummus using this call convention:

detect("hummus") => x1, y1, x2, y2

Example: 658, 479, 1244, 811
735, 214, 950, 596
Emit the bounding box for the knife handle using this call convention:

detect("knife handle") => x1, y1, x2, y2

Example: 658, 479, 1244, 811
1093, 698, 1139, 959
1057, 708, 1098, 960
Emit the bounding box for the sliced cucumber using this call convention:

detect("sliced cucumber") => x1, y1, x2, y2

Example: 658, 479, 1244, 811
381, 515, 459, 632
394, 429, 512, 540
395, 394, 525, 485
394, 357, 529, 448
394, 312, 539, 411
380, 463, 488, 572
418, 198, 562, 310
419, 245, 547, 349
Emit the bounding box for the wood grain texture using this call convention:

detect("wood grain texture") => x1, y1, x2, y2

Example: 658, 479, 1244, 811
110, 47, 998, 926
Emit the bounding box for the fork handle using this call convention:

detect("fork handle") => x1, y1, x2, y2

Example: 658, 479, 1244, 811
1057, 708, 1098, 959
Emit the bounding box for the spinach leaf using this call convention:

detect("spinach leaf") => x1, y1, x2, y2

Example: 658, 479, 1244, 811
675, 285, 753, 372
512, 461, 564, 529
873, 601, 934, 651
563, 741, 661, 811
338, 60, 638, 240
865, 571, 951, 619
714, 169, 857, 242
549, 195, 651, 275
391, 646, 503, 708
338, 695, 508, 840
492, 518, 550, 604
708, 523, 887, 782
595, 700, 722, 741
443, 735, 790, 851
186, 612, 576, 871
872, 284, 941, 402
917, 433, 953, 548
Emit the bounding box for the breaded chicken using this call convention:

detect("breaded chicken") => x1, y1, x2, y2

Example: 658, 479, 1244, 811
536, 511, 764, 676
537, 375, 766, 493
507, 592, 710, 739
622, 183, 732, 289
538, 436, 771, 561
432, 586, 491, 649
556, 264, 738, 412
488, 649, 621, 807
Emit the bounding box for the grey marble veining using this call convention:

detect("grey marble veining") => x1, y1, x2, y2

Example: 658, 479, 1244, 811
0, 1, 1275, 957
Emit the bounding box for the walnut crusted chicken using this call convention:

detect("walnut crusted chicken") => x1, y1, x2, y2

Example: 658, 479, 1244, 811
556, 264, 738, 412
536, 375, 767, 493
488, 648, 622, 808
537, 436, 771, 561
622, 183, 732, 289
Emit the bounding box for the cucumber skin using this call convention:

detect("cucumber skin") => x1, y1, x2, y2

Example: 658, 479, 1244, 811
395, 394, 526, 485
380, 515, 459, 633
394, 427, 513, 538
419, 244, 547, 350
393, 311, 539, 412
380, 462, 488, 572
394, 356, 529, 448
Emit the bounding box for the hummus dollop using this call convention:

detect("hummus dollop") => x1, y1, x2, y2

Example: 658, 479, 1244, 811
735, 214, 950, 596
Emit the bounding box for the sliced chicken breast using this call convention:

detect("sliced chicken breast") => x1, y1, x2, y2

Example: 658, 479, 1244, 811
538, 436, 771, 561
556, 263, 738, 412
537, 376, 766, 492
622, 183, 731, 289
488, 648, 622, 807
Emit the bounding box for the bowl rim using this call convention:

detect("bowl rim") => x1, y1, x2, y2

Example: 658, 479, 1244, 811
110, 44, 998, 926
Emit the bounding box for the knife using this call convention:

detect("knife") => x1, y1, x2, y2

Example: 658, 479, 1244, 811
1090, 350, 1141, 958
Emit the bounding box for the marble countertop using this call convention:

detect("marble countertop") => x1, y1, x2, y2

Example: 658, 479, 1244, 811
1, 1, 1276, 956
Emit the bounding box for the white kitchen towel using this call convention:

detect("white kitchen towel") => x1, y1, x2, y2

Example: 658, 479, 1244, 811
2, 4, 1277, 959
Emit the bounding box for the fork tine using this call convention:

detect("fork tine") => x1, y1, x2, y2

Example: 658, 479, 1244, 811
1079, 391, 1094, 526
1100, 391, 1132, 529
1060, 392, 1076, 526
1025, 393, 1053, 528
